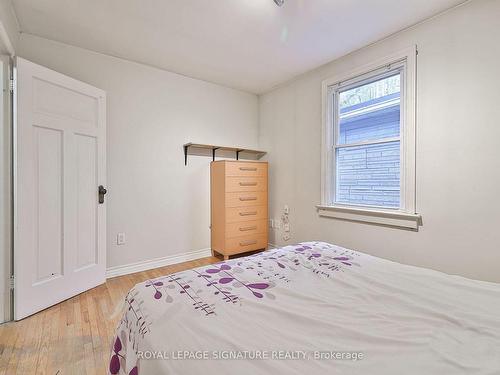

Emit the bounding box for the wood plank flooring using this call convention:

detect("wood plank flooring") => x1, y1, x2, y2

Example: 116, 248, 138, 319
0, 256, 219, 375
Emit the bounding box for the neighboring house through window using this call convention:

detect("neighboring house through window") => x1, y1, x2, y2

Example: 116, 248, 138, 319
319, 47, 420, 229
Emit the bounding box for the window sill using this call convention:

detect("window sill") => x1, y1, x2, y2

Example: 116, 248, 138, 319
316, 205, 422, 230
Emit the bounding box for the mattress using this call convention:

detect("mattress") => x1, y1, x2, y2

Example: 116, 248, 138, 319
108, 242, 500, 375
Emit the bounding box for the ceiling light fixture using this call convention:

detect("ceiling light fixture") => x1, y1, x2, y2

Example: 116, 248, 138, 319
274, 0, 285, 7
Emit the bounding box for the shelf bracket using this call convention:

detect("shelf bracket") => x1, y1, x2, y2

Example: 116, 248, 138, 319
236, 149, 241, 160
184, 144, 189, 166
212, 147, 219, 161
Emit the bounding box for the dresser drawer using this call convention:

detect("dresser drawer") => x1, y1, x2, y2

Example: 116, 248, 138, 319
225, 234, 267, 255
226, 219, 267, 238
225, 162, 267, 177
225, 191, 267, 208
226, 205, 267, 223
225, 177, 267, 193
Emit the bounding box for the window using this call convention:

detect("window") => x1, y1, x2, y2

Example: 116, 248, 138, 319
336, 70, 402, 209
319, 48, 420, 229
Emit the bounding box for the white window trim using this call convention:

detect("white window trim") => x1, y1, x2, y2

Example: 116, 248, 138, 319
319, 46, 421, 229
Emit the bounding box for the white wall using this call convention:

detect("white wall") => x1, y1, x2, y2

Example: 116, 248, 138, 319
259, 0, 500, 283
0, 0, 18, 54
18, 34, 259, 269
12, 0, 500, 284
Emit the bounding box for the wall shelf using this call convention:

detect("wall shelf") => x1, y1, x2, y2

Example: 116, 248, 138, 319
183, 143, 266, 165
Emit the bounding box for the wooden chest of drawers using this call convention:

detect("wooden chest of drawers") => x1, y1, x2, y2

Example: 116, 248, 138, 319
210, 160, 268, 260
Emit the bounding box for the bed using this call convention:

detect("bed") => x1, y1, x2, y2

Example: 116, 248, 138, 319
108, 241, 500, 375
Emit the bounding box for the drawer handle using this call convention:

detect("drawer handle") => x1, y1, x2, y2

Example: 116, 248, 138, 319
239, 182, 257, 186
239, 211, 257, 216
239, 167, 257, 171
240, 240, 257, 246
239, 197, 257, 201
239, 226, 257, 231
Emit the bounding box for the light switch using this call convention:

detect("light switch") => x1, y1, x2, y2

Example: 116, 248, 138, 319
117, 232, 126, 245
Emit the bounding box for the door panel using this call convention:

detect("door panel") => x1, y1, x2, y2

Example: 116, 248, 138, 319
15, 57, 106, 320
33, 77, 98, 124
34, 126, 63, 283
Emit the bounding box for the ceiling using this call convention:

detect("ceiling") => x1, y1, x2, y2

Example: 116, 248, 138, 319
11, 0, 466, 94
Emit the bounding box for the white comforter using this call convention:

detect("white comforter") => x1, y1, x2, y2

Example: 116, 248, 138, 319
108, 242, 500, 375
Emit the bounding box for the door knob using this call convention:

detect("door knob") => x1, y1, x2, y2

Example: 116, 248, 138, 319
98, 185, 107, 204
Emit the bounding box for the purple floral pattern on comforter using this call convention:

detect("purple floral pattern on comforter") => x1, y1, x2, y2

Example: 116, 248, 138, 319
108, 241, 360, 375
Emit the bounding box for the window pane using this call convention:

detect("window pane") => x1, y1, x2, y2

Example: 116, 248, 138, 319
335, 141, 400, 208
338, 74, 400, 145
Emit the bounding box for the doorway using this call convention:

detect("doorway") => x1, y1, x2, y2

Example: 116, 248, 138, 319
0, 54, 12, 323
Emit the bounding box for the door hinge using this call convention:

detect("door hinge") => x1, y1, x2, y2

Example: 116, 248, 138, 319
9, 275, 14, 290
9, 78, 14, 93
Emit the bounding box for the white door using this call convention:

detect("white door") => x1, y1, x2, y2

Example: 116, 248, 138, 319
14, 58, 106, 320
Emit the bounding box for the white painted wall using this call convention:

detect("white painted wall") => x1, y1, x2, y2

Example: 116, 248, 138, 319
259, 0, 500, 283
11, 0, 500, 285
18, 34, 259, 269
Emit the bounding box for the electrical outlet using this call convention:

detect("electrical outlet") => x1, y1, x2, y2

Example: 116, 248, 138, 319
283, 222, 290, 232
117, 232, 126, 245
284, 205, 289, 215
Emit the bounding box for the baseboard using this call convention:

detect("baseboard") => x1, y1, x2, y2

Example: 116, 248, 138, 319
0, 291, 5, 324
268, 243, 278, 249
106, 248, 213, 279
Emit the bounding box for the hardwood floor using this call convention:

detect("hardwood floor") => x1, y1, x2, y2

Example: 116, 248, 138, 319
0, 256, 219, 375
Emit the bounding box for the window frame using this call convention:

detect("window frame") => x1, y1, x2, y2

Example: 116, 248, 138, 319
319, 46, 420, 229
